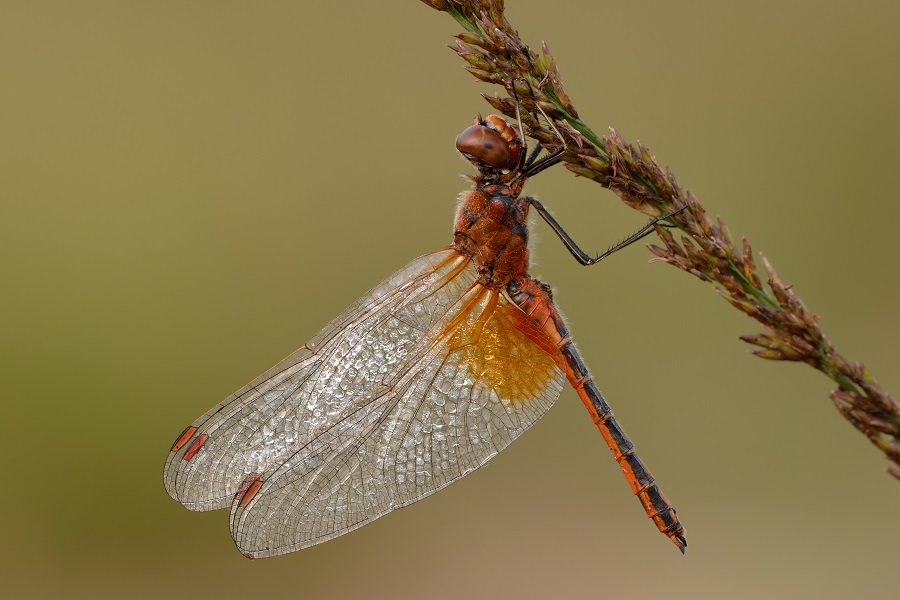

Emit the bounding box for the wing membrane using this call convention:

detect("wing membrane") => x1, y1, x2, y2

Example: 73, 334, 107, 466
164, 248, 470, 510
165, 247, 566, 558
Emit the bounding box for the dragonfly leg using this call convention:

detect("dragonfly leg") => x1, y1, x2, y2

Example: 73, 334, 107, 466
527, 197, 688, 266
506, 277, 687, 552
508, 78, 566, 178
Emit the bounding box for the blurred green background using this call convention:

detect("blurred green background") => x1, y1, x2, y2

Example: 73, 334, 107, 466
2, 1, 898, 598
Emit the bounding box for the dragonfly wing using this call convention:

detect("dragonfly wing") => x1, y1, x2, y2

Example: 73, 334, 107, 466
164, 248, 474, 511
229, 281, 566, 558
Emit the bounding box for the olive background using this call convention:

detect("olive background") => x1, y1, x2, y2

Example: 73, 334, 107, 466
2, 1, 899, 598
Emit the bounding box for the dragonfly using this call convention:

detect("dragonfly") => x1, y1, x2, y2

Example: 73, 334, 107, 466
164, 99, 688, 559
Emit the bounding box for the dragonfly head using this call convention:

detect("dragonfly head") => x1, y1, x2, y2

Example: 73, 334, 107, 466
456, 114, 525, 176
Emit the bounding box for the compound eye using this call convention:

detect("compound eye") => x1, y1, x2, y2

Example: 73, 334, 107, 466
455, 124, 512, 169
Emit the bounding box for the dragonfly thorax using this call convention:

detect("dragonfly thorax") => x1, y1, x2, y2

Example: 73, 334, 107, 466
453, 183, 530, 289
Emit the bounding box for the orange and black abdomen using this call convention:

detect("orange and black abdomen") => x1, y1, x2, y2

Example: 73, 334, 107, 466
506, 278, 688, 552
454, 185, 529, 288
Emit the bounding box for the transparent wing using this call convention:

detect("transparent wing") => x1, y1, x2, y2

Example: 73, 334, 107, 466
164, 247, 566, 559
164, 248, 472, 510
229, 283, 566, 558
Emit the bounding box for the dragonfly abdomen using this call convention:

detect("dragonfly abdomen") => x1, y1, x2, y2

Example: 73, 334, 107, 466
566, 358, 687, 552
507, 277, 688, 552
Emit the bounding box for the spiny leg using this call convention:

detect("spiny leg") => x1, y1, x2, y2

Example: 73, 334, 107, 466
528, 198, 688, 266
508, 78, 566, 177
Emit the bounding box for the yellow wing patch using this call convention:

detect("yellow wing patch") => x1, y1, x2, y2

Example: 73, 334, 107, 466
443, 285, 559, 406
